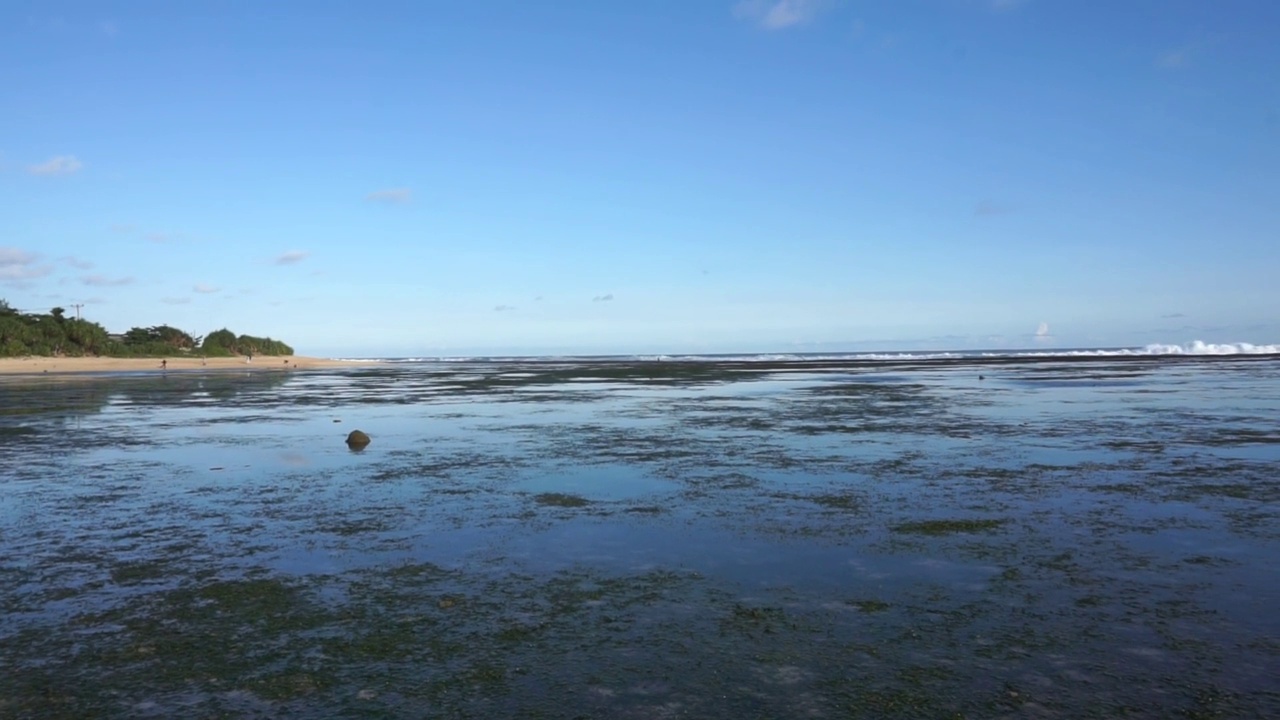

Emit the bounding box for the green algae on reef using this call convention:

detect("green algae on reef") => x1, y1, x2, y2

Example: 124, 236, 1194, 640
533, 492, 592, 508
848, 598, 892, 613
892, 518, 1006, 535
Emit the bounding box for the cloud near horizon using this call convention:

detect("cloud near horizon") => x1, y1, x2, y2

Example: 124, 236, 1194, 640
0, 248, 54, 281
28, 155, 84, 176
494, 305, 516, 312
592, 293, 614, 303
80, 274, 134, 287
161, 297, 191, 305
193, 283, 220, 294
366, 188, 412, 204
733, 0, 829, 30
274, 250, 309, 265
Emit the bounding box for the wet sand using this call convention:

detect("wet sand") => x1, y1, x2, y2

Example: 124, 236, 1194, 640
0, 355, 378, 375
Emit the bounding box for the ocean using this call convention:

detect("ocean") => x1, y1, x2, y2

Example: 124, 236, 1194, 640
2, 346, 1277, 717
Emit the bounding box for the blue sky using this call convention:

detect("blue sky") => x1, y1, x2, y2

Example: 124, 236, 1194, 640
3, 0, 1277, 357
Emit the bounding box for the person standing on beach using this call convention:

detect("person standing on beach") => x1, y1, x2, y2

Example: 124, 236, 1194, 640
160, 359, 167, 370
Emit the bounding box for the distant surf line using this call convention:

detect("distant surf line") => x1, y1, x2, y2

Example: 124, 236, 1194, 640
337, 341, 1280, 364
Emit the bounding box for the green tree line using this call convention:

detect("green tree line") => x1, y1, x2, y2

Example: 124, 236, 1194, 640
0, 300, 294, 358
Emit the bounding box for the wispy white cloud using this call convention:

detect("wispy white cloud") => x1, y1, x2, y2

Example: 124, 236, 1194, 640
161, 296, 190, 305
100, 20, 118, 37
193, 283, 220, 294
494, 305, 517, 312
989, 0, 1026, 12
274, 250, 309, 265
61, 255, 94, 269
80, 272, 134, 284
1156, 48, 1189, 69
592, 293, 615, 303
28, 155, 83, 176
0, 247, 54, 281
109, 223, 136, 234
974, 200, 1015, 217
734, 0, 830, 30
1158, 36, 1224, 70
366, 188, 412, 204
80, 274, 134, 287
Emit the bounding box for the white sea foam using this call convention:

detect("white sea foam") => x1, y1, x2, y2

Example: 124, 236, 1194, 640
994, 342, 1280, 358
338, 341, 1279, 363
630, 343, 1278, 361
1137, 341, 1280, 355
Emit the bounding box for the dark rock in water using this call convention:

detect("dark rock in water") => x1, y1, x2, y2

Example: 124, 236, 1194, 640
979, 375, 985, 380
346, 430, 371, 448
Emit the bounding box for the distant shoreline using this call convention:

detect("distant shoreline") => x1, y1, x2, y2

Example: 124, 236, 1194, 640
0, 355, 381, 376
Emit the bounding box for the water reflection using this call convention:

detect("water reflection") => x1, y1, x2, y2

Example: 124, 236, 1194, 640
1, 357, 1277, 718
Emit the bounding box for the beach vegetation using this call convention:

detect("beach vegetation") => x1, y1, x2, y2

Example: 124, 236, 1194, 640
0, 300, 294, 358
200, 327, 293, 357
200, 328, 239, 356
0, 309, 112, 356
235, 333, 294, 356
108, 325, 201, 357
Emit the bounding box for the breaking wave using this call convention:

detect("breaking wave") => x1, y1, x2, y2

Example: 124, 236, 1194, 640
1129, 341, 1280, 355
337, 341, 1279, 363
1018, 342, 1280, 358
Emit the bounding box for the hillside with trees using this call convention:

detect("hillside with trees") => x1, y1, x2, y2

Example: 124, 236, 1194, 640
0, 300, 294, 358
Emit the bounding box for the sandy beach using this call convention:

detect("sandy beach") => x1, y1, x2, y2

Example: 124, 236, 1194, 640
0, 355, 378, 375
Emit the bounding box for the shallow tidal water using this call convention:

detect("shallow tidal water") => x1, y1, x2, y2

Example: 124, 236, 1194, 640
2, 356, 1278, 718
